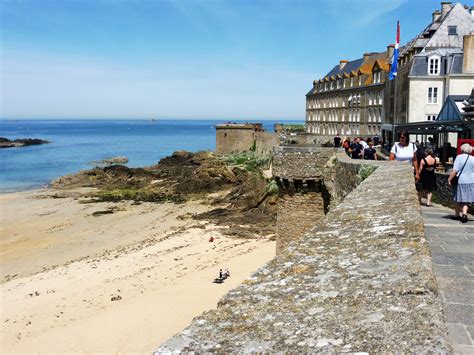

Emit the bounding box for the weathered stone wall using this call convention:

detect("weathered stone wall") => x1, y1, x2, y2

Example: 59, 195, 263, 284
255, 131, 279, 155
215, 127, 256, 155
276, 192, 325, 254
273, 147, 338, 255
216, 128, 278, 155
272, 146, 338, 179
157, 155, 450, 353
436, 172, 454, 208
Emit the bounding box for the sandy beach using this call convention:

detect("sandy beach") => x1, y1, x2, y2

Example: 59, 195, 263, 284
0, 188, 275, 353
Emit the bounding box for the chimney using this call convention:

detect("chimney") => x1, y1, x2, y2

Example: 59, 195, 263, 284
363, 52, 373, 61
387, 44, 395, 61
432, 10, 441, 22
441, 2, 452, 16
463, 33, 474, 73
339, 60, 348, 69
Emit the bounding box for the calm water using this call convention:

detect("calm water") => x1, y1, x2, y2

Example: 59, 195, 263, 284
0, 119, 301, 193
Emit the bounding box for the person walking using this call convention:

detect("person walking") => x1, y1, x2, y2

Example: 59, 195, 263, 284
342, 137, 351, 156
333, 134, 341, 148
349, 137, 363, 159
389, 130, 419, 176
448, 143, 473, 223
416, 149, 437, 206
363, 141, 378, 160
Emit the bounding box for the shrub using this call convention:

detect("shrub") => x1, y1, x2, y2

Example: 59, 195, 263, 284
356, 164, 376, 184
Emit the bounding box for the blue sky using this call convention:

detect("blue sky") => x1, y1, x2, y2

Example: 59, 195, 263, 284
0, 0, 452, 119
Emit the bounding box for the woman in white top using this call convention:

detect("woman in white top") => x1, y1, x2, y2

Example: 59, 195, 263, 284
448, 143, 473, 223
389, 130, 419, 176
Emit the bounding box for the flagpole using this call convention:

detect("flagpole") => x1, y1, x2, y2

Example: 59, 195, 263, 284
389, 21, 400, 146
392, 74, 397, 144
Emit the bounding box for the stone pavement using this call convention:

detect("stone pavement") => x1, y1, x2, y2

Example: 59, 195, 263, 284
422, 203, 474, 354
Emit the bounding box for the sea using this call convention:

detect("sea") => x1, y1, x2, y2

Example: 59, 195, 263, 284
0, 119, 302, 193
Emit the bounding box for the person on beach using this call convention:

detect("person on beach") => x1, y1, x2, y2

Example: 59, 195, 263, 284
416, 149, 437, 206
448, 143, 473, 223
389, 130, 419, 176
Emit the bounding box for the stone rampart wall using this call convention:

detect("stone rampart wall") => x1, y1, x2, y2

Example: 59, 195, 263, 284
272, 146, 339, 179
276, 192, 325, 254
157, 154, 450, 353
255, 132, 279, 155
273, 147, 338, 255
215, 128, 256, 155
216, 129, 278, 156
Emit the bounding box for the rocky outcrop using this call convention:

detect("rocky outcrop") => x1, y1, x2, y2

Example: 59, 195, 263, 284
156, 152, 450, 353
90, 156, 129, 165
51, 151, 277, 240
0, 137, 50, 148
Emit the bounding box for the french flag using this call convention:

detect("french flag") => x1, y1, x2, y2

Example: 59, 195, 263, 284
389, 21, 400, 81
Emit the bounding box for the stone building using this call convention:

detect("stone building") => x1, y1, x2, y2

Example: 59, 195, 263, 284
305, 51, 391, 142
215, 123, 278, 155
384, 2, 474, 132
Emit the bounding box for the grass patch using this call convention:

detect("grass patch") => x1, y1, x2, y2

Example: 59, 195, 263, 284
221, 151, 271, 172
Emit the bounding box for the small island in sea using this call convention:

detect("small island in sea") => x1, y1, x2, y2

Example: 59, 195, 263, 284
0, 137, 50, 148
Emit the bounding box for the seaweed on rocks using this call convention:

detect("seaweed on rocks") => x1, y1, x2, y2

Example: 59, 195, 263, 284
50, 150, 277, 239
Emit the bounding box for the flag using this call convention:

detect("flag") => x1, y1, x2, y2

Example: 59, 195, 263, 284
389, 21, 400, 81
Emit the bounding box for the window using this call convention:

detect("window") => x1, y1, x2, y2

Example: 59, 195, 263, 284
448, 26, 457, 35
358, 76, 363, 86
427, 87, 438, 104
428, 57, 440, 75
426, 114, 437, 121
373, 71, 381, 83
350, 77, 354, 87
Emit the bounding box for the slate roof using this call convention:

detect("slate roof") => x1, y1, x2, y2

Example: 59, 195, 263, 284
324, 58, 364, 79
410, 48, 463, 76
437, 95, 469, 121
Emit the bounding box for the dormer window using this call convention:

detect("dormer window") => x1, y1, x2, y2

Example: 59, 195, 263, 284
358, 76, 363, 86
448, 26, 457, 35
373, 71, 381, 83
428, 56, 440, 75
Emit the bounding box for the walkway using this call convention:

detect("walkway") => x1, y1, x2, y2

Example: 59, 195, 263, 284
421, 203, 474, 354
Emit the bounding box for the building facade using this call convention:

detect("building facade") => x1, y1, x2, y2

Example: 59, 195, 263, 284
384, 2, 474, 129
305, 51, 390, 142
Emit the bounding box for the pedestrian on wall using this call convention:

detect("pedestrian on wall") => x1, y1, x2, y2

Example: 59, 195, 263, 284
363, 141, 378, 160
342, 137, 351, 156
389, 130, 419, 176
333, 133, 342, 148
416, 149, 437, 206
349, 137, 363, 159
448, 143, 473, 223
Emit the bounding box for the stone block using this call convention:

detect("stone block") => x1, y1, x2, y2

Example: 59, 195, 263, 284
444, 304, 474, 326
446, 323, 472, 345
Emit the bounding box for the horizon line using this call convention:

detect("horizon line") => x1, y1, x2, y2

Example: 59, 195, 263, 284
0, 117, 305, 121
